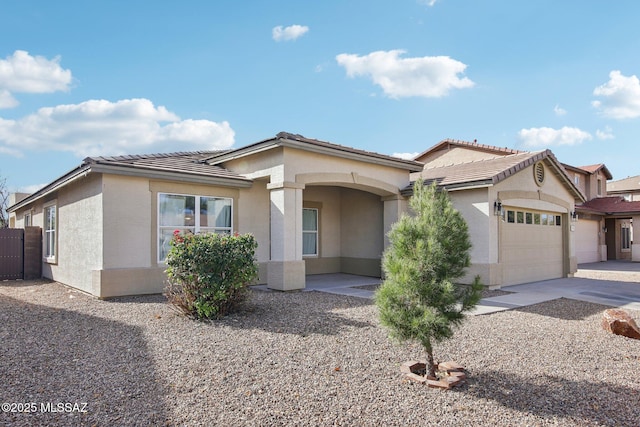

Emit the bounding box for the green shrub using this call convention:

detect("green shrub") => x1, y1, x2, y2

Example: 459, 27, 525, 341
164, 231, 258, 320
375, 179, 482, 378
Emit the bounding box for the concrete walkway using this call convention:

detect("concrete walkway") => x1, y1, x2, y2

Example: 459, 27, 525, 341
297, 261, 640, 315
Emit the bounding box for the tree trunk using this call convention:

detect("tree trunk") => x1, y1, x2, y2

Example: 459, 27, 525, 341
426, 347, 436, 379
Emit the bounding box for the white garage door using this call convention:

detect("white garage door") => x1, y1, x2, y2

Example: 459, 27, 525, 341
575, 219, 599, 264
501, 209, 564, 286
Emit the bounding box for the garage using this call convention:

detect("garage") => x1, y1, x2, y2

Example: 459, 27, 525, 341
575, 218, 600, 264
501, 208, 565, 286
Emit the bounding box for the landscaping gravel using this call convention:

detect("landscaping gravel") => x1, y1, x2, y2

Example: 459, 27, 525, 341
1, 279, 639, 426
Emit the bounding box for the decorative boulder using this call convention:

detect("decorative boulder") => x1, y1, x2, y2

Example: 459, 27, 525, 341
601, 309, 640, 340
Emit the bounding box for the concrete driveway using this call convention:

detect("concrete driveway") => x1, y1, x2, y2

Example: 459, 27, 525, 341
473, 261, 640, 315
294, 261, 640, 315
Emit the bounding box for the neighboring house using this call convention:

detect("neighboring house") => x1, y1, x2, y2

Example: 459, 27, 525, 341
607, 175, 640, 201
9, 133, 612, 297
409, 139, 585, 287
8, 132, 421, 297
562, 163, 613, 264
561, 165, 640, 263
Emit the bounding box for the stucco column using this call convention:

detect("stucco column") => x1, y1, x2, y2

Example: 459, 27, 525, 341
266, 182, 306, 291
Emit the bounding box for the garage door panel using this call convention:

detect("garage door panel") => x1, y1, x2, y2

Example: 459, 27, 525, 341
575, 219, 599, 264
501, 216, 563, 285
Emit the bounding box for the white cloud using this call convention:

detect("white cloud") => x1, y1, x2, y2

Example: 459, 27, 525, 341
272, 25, 309, 42
418, 0, 438, 6
0, 50, 72, 108
392, 152, 420, 160
335, 50, 474, 98
0, 89, 18, 109
518, 126, 592, 147
592, 70, 640, 119
0, 98, 235, 157
596, 126, 615, 140
554, 104, 567, 116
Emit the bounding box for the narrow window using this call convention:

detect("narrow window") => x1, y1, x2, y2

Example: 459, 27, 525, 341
555, 215, 561, 226
507, 210, 515, 223
597, 179, 602, 196
516, 211, 524, 224
24, 212, 32, 227
44, 205, 56, 260
534, 213, 541, 225
302, 208, 318, 256
525, 212, 533, 224
621, 223, 631, 251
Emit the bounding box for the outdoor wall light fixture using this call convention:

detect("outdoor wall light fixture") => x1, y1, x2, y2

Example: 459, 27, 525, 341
570, 211, 578, 222
493, 201, 503, 216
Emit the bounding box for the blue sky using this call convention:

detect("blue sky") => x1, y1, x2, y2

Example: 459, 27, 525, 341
2, 0, 640, 193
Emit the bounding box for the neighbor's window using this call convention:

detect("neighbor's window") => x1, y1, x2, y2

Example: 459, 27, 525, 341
44, 205, 56, 261
302, 208, 318, 256
158, 193, 232, 261
24, 212, 31, 227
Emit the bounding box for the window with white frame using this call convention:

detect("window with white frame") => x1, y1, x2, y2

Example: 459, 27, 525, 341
621, 222, 631, 251
44, 205, 56, 261
24, 212, 31, 227
302, 208, 318, 256
158, 193, 232, 261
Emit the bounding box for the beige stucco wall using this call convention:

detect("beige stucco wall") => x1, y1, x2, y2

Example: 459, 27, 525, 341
36, 174, 104, 295
447, 187, 493, 286
237, 179, 270, 282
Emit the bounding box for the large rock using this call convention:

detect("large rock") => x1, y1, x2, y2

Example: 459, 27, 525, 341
601, 309, 640, 340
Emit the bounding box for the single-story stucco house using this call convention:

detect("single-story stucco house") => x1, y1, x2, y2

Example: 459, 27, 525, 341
8, 132, 595, 297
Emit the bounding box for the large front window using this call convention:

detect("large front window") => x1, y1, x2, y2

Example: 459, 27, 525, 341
158, 193, 232, 261
302, 208, 318, 256
44, 205, 56, 261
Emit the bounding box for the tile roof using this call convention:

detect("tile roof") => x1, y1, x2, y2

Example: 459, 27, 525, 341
563, 163, 613, 180
413, 138, 525, 161
404, 149, 585, 201
84, 150, 249, 181
577, 196, 640, 214
8, 151, 250, 212
204, 131, 424, 172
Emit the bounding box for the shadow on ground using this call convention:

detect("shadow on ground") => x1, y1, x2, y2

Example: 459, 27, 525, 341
466, 369, 639, 426
0, 294, 168, 426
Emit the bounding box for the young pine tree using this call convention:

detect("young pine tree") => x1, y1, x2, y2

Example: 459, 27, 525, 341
375, 178, 483, 378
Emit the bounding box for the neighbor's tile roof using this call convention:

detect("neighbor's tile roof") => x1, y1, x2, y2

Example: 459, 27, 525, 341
577, 196, 640, 214
84, 150, 250, 182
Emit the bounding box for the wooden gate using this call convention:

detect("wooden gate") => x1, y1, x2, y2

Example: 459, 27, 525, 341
0, 227, 42, 280
0, 228, 24, 280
